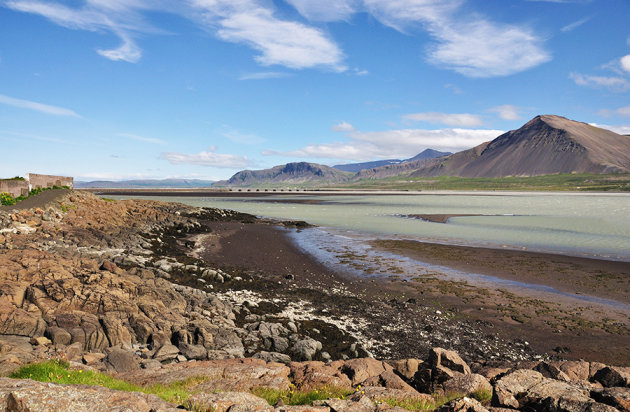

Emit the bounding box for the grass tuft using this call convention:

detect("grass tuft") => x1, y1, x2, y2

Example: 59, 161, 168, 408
252, 385, 353, 406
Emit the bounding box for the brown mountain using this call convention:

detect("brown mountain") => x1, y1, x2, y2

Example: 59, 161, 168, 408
214, 162, 353, 187
410, 115, 630, 178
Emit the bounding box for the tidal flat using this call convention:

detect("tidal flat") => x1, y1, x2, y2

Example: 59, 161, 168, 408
104, 191, 630, 365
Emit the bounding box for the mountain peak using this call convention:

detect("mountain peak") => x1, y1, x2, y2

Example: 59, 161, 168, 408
410, 114, 630, 178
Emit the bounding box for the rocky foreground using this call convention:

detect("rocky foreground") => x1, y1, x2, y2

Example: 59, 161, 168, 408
1, 190, 629, 411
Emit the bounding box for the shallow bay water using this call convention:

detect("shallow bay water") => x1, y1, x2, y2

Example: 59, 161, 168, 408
112, 192, 630, 261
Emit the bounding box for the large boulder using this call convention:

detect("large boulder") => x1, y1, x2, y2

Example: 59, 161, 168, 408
341, 358, 392, 386
594, 366, 630, 388
492, 369, 545, 408
290, 338, 322, 362
290, 361, 352, 391
592, 387, 630, 411
104, 347, 139, 373
429, 348, 471, 375
442, 374, 492, 397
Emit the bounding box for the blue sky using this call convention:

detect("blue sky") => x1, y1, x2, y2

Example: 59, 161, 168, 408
1, 0, 629, 181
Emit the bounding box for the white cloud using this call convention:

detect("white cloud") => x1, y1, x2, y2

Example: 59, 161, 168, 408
7, 0, 345, 70
239, 71, 291, 80
192, 0, 345, 70
5, 0, 147, 62
621, 55, 630, 74
403, 112, 483, 127
332, 122, 356, 132
363, 0, 550, 77
0, 93, 80, 117
6, 0, 549, 76
265, 127, 503, 161
560, 16, 591, 32
570, 72, 630, 92
97, 30, 141, 62
118, 132, 166, 145
488, 105, 522, 121
285, 0, 357, 21
426, 19, 550, 77
160, 147, 254, 168
590, 123, 630, 135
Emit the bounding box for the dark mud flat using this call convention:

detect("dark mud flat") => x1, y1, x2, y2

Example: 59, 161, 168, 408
191, 218, 630, 366
372, 239, 630, 365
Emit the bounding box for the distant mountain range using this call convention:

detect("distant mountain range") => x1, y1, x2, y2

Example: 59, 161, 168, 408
332, 149, 451, 173
213, 162, 352, 187
75, 179, 216, 189
215, 115, 630, 187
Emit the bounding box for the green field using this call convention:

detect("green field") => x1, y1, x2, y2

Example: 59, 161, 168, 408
330, 173, 630, 192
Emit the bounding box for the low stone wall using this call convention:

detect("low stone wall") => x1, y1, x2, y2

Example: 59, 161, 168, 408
1, 174, 73, 198
0, 179, 29, 197
25, 173, 73, 190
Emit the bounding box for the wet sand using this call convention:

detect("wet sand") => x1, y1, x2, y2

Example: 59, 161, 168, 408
196, 219, 630, 366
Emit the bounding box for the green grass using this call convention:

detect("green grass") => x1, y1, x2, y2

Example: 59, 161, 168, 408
9, 359, 208, 408
379, 397, 437, 411
470, 388, 492, 405
252, 385, 353, 406
331, 173, 630, 192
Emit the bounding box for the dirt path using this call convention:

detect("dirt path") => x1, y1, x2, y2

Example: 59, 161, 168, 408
0, 189, 70, 211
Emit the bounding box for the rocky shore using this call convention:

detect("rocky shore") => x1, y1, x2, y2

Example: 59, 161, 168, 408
1, 190, 629, 411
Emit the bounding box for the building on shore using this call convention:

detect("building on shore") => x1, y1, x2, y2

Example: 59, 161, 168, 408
0, 173, 73, 198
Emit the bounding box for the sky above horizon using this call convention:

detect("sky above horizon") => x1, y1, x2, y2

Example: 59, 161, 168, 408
1, 0, 630, 181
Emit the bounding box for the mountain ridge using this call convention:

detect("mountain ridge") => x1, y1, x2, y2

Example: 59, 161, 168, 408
75, 178, 216, 189
333, 149, 451, 173
410, 115, 630, 178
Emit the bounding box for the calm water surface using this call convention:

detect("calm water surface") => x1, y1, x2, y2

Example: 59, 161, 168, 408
112, 192, 630, 261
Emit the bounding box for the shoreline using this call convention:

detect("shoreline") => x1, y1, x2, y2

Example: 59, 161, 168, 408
193, 218, 630, 365
81, 188, 630, 197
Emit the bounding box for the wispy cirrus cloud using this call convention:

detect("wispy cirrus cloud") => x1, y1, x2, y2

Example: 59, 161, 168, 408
570, 72, 630, 92
402, 112, 483, 127
488, 105, 522, 121
6, 0, 345, 70
5, 0, 148, 62
598, 106, 630, 118
560, 16, 591, 32
6, 0, 550, 77
118, 132, 167, 145
358, 0, 550, 77
219, 126, 266, 145
239, 71, 292, 80
264, 126, 503, 162
0, 93, 80, 116
283, 0, 357, 22
160, 147, 254, 168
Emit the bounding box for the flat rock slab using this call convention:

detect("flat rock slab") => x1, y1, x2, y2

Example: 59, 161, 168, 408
118, 358, 291, 391
0, 378, 180, 412
188, 391, 273, 412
